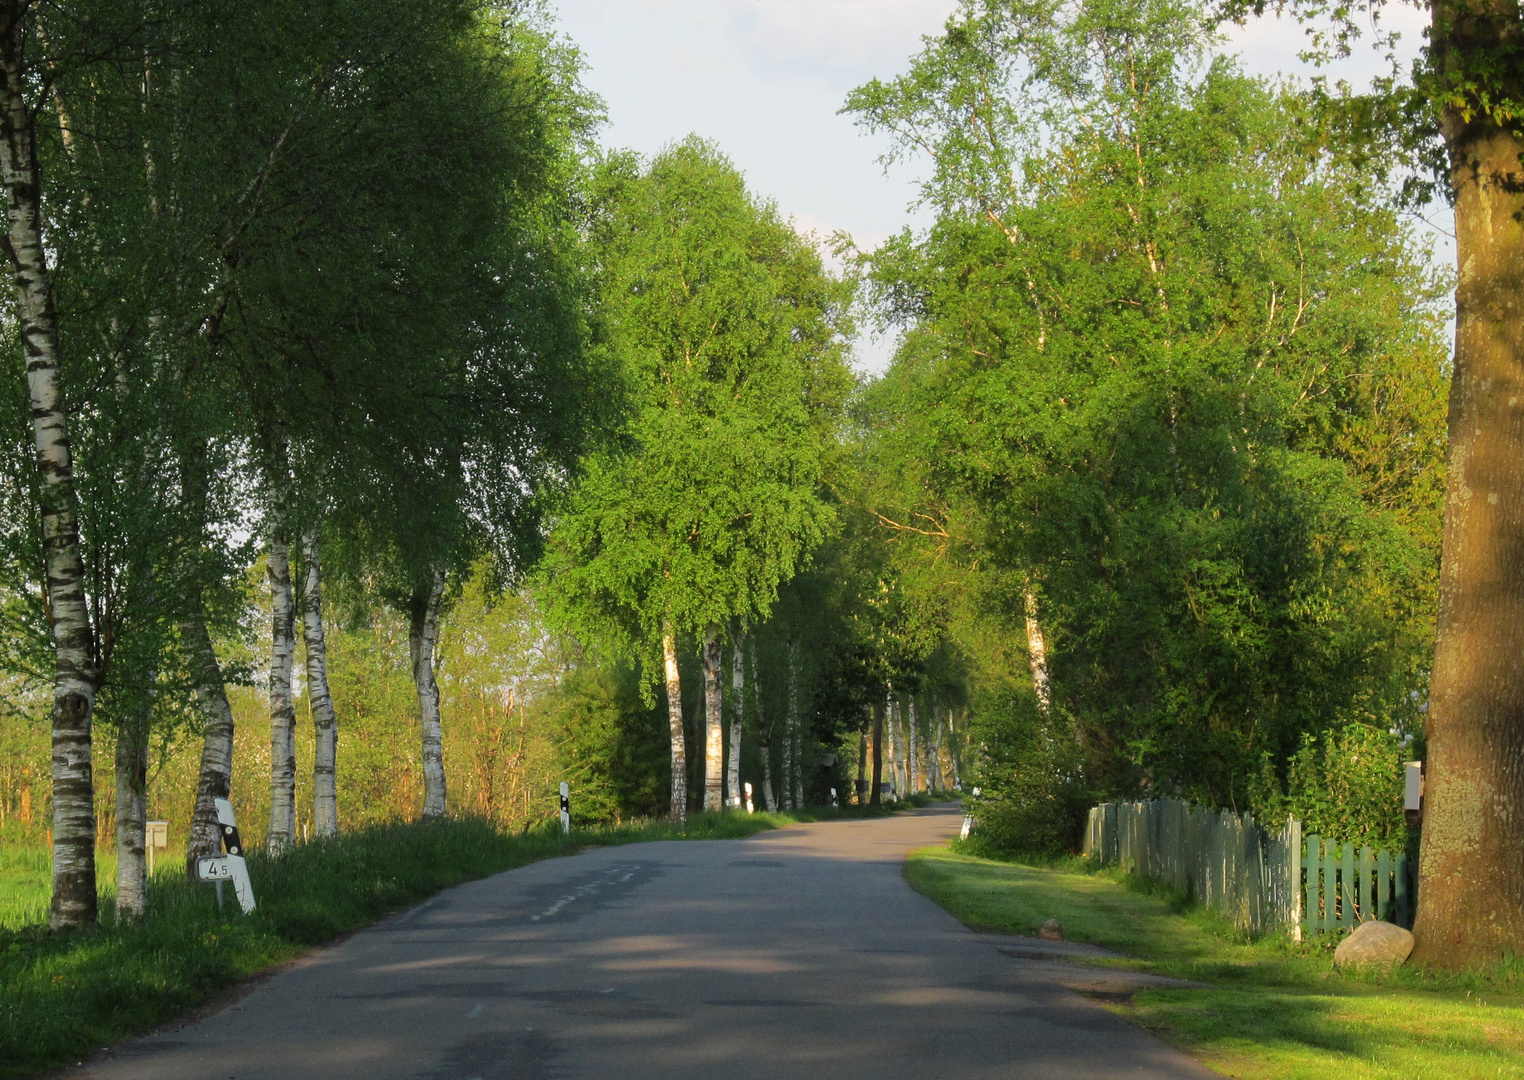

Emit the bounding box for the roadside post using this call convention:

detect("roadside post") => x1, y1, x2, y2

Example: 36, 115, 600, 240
146, 820, 168, 877
829, 787, 838, 807
195, 798, 256, 914
1404, 761, 1424, 827
559, 782, 570, 834
744, 782, 754, 814
961, 786, 981, 840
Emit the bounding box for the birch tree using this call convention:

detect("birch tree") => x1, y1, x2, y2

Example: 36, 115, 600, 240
542, 138, 852, 819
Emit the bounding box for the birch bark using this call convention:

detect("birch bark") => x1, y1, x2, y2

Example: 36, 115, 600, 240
701, 624, 724, 813
266, 536, 297, 852
931, 711, 945, 791
410, 568, 447, 817
886, 694, 900, 799
1024, 586, 1051, 712
788, 640, 803, 808
728, 636, 744, 807
856, 715, 868, 804
185, 606, 236, 869
908, 697, 920, 795
869, 700, 883, 806
0, 0, 98, 928
301, 530, 338, 837
663, 621, 687, 821
113, 690, 150, 919
749, 639, 775, 812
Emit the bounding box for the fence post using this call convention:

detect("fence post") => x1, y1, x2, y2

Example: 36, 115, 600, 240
1287, 817, 1302, 941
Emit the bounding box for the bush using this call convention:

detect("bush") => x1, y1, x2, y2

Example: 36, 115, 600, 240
1249, 723, 1408, 850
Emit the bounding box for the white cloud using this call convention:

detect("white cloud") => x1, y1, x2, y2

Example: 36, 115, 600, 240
719, 0, 960, 81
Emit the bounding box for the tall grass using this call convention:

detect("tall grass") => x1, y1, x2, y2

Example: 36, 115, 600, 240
0, 810, 819, 1078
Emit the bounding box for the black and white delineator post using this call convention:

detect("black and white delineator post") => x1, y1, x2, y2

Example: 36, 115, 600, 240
743, 782, 754, 814
196, 797, 256, 914
559, 782, 570, 834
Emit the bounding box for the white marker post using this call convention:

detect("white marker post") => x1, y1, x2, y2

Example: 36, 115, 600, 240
829, 787, 838, 807
145, 821, 168, 878
744, 782, 754, 814
195, 798, 256, 914
559, 782, 571, 834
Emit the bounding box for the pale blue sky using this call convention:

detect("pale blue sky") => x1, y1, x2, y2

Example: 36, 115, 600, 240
550, 1, 1442, 373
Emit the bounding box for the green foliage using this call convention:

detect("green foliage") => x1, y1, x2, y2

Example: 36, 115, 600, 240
844, 0, 1448, 821
965, 687, 1090, 858
1251, 724, 1409, 850
540, 138, 854, 667
543, 664, 671, 822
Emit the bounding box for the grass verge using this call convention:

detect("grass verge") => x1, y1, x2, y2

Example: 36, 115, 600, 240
0, 808, 836, 1078
905, 844, 1524, 1080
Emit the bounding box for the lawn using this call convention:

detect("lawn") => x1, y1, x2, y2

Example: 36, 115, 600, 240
0, 807, 875, 1078
905, 844, 1524, 1080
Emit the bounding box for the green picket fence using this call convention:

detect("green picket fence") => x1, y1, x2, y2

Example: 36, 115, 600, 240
1083, 799, 1417, 938
1301, 834, 1414, 935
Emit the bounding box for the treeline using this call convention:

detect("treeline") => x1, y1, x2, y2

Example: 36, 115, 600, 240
838, 0, 1448, 885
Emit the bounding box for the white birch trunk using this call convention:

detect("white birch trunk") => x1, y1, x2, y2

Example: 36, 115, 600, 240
856, 714, 869, 804
749, 639, 775, 812
662, 621, 687, 822
0, 6, 98, 928
926, 712, 938, 786
728, 635, 744, 807
113, 692, 150, 919
909, 697, 920, 794
887, 695, 901, 799
302, 530, 338, 837
266, 537, 297, 852
701, 624, 724, 813
788, 639, 803, 808
1024, 585, 1051, 712
410, 568, 447, 817
185, 605, 236, 869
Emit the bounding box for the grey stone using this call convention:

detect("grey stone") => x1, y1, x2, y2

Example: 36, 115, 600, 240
1334, 919, 1413, 970
1038, 917, 1064, 941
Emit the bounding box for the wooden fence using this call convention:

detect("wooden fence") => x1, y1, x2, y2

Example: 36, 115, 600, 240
1083, 800, 1416, 939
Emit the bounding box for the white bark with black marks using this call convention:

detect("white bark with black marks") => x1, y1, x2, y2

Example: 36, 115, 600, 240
788, 640, 803, 808
113, 692, 150, 920
410, 568, 447, 817
749, 639, 775, 812
301, 531, 338, 837
663, 621, 687, 822
728, 636, 744, 807
266, 537, 297, 852
701, 624, 724, 813
1024, 586, 1051, 712
0, 1, 98, 929
185, 606, 236, 870
908, 697, 920, 794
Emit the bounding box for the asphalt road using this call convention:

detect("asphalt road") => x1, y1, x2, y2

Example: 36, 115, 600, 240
75, 805, 1218, 1080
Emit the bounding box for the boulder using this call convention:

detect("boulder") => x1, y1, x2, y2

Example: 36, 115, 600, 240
1038, 918, 1064, 941
1334, 920, 1413, 970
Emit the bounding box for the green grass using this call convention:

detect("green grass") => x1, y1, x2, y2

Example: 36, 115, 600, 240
0, 808, 840, 1078
906, 844, 1524, 1080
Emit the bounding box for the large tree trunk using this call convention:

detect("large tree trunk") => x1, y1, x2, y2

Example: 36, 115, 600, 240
0, 2, 98, 929
662, 621, 687, 822
869, 700, 883, 806
788, 639, 803, 808
887, 694, 901, 799
1415, 3, 1524, 969
931, 710, 945, 791
1024, 586, 1051, 712
701, 624, 724, 813
301, 530, 338, 838
113, 689, 150, 920
266, 536, 297, 852
728, 635, 744, 808
185, 606, 236, 870
409, 568, 447, 818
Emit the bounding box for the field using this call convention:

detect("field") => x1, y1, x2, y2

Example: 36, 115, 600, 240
906, 844, 1524, 1080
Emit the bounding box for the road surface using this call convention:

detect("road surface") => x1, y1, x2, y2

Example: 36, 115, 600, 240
75, 805, 1217, 1079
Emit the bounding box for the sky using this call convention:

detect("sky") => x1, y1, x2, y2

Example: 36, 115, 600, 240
549, 1, 1442, 374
